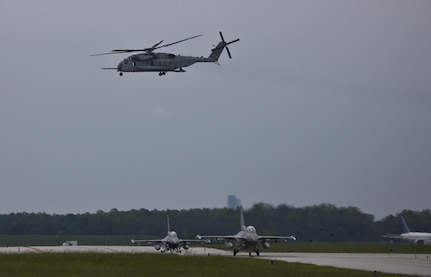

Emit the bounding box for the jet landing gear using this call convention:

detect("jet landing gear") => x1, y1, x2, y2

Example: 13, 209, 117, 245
119, 72, 123, 76
248, 249, 259, 257
234, 248, 260, 256
158, 71, 166, 76
233, 241, 243, 256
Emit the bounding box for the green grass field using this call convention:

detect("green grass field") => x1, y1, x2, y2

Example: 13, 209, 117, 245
0, 253, 414, 277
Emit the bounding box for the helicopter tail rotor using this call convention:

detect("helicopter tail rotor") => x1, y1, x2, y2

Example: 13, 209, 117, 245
208, 32, 239, 61
219, 31, 240, 59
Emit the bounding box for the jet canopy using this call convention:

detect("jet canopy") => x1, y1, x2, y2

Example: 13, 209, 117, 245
246, 226, 256, 233
168, 231, 178, 237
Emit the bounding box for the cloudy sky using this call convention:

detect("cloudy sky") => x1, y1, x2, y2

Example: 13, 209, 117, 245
1, 1, 430, 219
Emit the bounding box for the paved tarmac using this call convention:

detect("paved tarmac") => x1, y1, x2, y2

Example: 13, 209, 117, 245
1, 246, 430, 276
257, 252, 431, 276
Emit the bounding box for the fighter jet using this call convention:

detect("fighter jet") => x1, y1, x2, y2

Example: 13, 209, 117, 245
131, 215, 205, 253
197, 206, 296, 256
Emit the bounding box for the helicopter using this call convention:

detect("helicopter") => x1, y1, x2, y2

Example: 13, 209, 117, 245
92, 32, 239, 76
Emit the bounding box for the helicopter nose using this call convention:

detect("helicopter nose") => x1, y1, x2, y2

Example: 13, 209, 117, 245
117, 61, 123, 71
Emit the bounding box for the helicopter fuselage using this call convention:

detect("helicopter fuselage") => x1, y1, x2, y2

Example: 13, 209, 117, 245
117, 52, 213, 75
93, 32, 239, 76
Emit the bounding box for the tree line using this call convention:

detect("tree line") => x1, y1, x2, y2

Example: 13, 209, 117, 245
0, 203, 430, 242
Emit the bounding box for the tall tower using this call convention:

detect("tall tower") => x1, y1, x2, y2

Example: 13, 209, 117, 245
227, 195, 241, 209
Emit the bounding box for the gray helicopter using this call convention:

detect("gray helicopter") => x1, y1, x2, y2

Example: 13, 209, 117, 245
92, 32, 239, 76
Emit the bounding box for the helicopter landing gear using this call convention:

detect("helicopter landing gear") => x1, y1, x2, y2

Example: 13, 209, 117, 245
158, 71, 166, 76
119, 72, 123, 76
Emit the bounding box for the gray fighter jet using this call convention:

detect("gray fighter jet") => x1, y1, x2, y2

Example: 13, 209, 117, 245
197, 206, 296, 256
131, 215, 205, 253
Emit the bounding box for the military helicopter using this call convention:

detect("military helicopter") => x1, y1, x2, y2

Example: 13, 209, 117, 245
92, 32, 239, 76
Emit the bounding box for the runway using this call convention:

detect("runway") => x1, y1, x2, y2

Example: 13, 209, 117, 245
1, 246, 430, 276
257, 252, 431, 276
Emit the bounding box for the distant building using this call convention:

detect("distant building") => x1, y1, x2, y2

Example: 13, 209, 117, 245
227, 195, 241, 209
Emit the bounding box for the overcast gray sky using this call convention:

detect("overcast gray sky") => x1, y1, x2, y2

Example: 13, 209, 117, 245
1, 1, 430, 219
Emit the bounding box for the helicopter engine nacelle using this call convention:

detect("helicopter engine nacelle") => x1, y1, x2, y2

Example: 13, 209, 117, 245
153, 244, 161, 251
262, 241, 271, 249
225, 242, 233, 249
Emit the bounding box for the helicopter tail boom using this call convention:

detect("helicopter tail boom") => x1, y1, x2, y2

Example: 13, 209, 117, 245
208, 41, 225, 61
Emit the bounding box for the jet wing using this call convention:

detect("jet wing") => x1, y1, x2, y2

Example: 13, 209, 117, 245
130, 239, 164, 244
257, 235, 296, 241
383, 234, 403, 239
131, 238, 207, 244
178, 239, 209, 244
196, 235, 243, 241
382, 234, 404, 240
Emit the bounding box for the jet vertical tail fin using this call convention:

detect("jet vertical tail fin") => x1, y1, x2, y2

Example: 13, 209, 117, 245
167, 215, 171, 232
401, 216, 410, 234
240, 206, 246, 231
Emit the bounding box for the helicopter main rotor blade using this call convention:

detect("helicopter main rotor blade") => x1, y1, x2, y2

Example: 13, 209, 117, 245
153, 34, 202, 50
151, 40, 164, 49
91, 35, 202, 56
90, 51, 126, 56
90, 49, 145, 56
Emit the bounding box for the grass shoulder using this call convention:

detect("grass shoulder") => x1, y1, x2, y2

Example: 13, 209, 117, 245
0, 253, 413, 277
